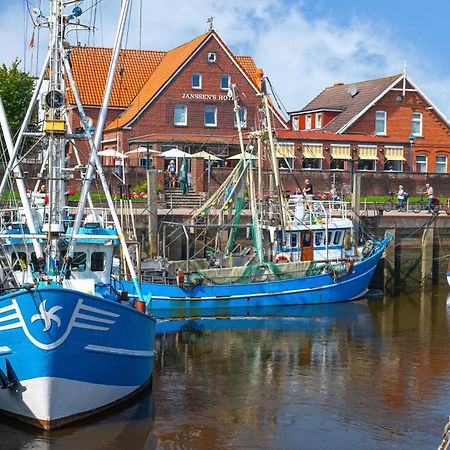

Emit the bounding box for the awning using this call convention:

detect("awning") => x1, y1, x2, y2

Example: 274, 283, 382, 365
330, 144, 352, 160
276, 143, 295, 158
384, 146, 406, 161
358, 146, 379, 160
302, 144, 324, 159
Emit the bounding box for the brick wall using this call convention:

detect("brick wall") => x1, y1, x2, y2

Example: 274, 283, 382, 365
347, 80, 450, 172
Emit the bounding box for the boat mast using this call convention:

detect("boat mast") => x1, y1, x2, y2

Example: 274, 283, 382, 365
230, 84, 264, 264
63, 0, 145, 301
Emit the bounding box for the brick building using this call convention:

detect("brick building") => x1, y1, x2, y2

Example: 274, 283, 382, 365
288, 73, 450, 174
67, 30, 287, 190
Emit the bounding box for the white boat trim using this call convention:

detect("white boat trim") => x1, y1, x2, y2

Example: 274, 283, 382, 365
84, 344, 155, 358
0, 346, 11, 354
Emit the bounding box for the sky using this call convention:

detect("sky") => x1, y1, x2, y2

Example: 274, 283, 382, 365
1, 0, 450, 119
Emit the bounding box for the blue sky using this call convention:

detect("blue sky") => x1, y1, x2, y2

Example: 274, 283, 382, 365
1, 0, 450, 119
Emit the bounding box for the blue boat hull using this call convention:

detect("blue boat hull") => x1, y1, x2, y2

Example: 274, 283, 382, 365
0, 286, 155, 429
117, 241, 388, 318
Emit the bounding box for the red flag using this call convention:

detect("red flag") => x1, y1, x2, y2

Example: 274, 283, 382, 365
29, 32, 35, 48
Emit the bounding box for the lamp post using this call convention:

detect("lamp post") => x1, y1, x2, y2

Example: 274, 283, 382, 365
408, 134, 415, 172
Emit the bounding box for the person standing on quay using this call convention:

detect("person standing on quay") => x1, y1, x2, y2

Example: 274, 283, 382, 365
426, 183, 434, 213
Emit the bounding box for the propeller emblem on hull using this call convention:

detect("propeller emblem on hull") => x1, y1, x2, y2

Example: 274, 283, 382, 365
31, 300, 63, 332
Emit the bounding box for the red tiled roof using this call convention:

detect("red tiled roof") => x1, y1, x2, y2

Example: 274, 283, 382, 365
300, 74, 402, 133
67, 47, 166, 107
277, 129, 407, 143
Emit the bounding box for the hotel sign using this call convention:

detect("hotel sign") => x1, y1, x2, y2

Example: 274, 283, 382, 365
181, 93, 232, 101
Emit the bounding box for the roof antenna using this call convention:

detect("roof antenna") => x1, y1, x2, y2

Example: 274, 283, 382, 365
402, 60, 407, 97
207, 16, 215, 31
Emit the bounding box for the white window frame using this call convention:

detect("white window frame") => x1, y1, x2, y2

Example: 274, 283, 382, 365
315, 112, 322, 129
292, 116, 299, 131
436, 155, 447, 173
375, 111, 387, 135
220, 74, 230, 90
234, 106, 247, 128
412, 112, 423, 137
305, 114, 312, 130
192, 73, 202, 89
174, 104, 187, 126
416, 154, 427, 173
204, 105, 217, 127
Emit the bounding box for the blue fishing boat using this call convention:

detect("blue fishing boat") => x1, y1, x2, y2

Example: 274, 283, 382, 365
114, 83, 391, 317
0, 0, 155, 429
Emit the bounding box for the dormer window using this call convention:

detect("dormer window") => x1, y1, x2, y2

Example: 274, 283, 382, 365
316, 113, 322, 129
305, 114, 312, 130
292, 116, 299, 131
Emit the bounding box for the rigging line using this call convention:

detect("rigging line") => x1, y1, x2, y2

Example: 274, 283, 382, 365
80, 0, 104, 16
266, 77, 289, 117
139, 0, 143, 50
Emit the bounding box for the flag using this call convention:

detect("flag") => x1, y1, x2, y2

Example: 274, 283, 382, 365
29, 32, 35, 49
179, 156, 189, 195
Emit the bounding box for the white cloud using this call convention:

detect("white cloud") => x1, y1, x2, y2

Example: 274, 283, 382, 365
1, 0, 449, 118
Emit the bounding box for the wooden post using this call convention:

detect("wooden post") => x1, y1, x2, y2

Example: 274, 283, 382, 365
421, 224, 434, 286
147, 169, 158, 258
351, 173, 361, 243
383, 229, 397, 289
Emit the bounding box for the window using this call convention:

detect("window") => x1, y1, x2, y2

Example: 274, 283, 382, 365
302, 158, 321, 170
333, 231, 342, 245
72, 252, 86, 272
357, 159, 376, 171
375, 111, 387, 135
412, 112, 422, 136
11, 252, 27, 270
192, 73, 202, 89
436, 155, 447, 173
316, 113, 322, 129
290, 233, 298, 248
91, 252, 105, 272
278, 158, 294, 170
174, 105, 187, 126
234, 106, 247, 128
305, 114, 312, 130
330, 159, 345, 170
220, 74, 230, 90
315, 231, 324, 246
292, 116, 299, 131
384, 160, 403, 172
204, 105, 217, 127
416, 155, 427, 173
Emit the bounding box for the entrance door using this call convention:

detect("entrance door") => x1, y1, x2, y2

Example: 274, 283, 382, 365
300, 231, 314, 261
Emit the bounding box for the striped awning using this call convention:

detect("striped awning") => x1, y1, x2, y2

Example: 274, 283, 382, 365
358, 146, 379, 160
276, 143, 295, 158
384, 146, 406, 161
330, 144, 352, 160
302, 143, 324, 159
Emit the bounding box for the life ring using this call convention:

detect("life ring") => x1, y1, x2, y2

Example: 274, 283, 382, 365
274, 252, 292, 264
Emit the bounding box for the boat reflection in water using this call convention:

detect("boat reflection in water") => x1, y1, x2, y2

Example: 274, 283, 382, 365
0, 387, 155, 450
155, 301, 375, 335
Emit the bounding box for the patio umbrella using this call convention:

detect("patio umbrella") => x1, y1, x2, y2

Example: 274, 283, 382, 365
191, 150, 222, 161
227, 152, 257, 160
161, 148, 192, 158
125, 147, 161, 155
98, 149, 128, 158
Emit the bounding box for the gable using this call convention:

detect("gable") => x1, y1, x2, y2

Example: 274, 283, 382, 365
105, 31, 287, 131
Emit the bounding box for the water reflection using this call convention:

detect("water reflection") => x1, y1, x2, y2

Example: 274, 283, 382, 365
1, 287, 449, 449
0, 387, 155, 450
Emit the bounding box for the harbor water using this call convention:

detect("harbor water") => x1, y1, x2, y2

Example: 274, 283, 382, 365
1, 285, 449, 449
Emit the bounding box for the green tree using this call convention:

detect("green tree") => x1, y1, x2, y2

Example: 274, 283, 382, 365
0, 59, 34, 138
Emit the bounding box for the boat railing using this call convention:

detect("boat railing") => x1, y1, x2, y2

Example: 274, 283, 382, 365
0, 206, 119, 232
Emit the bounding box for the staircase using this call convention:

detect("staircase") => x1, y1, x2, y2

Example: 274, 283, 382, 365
161, 188, 205, 210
